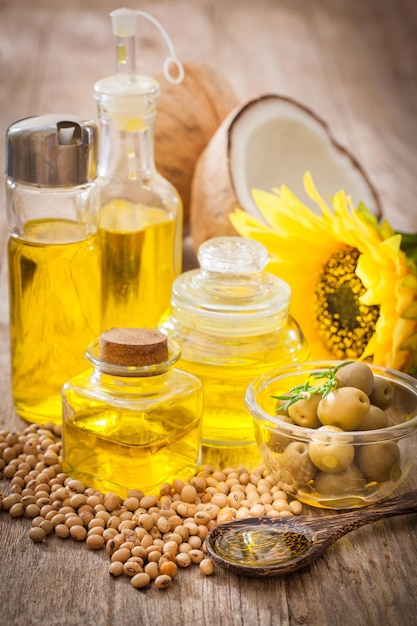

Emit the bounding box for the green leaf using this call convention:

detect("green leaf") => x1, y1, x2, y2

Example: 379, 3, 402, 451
400, 331, 417, 350
401, 301, 417, 320
379, 220, 396, 240
398, 231, 417, 264
356, 202, 379, 228
271, 361, 353, 412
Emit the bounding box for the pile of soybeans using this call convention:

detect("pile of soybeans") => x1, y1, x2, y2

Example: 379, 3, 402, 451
0, 422, 302, 590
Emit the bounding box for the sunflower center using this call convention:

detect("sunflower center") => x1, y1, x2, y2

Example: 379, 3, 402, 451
314, 246, 380, 359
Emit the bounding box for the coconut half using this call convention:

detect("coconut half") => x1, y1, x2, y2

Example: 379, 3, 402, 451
190, 94, 382, 250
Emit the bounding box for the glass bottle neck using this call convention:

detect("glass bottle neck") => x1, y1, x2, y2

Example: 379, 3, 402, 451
90, 367, 173, 397
97, 105, 156, 185
84, 336, 181, 395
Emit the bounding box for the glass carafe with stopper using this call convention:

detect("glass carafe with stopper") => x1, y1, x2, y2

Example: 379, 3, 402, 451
94, 8, 183, 331
62, 328, 203, 498
5, 114, 101, 425
159, 237, 310, 447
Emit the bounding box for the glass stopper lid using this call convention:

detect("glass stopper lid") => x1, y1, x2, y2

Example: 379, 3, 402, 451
170, 237, 291, 335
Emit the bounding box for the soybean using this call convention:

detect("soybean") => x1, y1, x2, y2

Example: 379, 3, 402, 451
0, 422, 303, 594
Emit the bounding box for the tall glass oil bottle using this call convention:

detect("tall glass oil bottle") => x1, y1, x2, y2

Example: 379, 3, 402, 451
5, 114, 101, 424
94, 8, 183, 331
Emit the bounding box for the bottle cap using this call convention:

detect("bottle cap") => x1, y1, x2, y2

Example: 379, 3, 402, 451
94, 8, 183, 122
99, 328, 169, 366
93, 74, 160, 120
6, 114, 98, 186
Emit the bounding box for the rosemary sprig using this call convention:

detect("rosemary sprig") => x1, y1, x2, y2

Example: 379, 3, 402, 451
272, 361, 353, 412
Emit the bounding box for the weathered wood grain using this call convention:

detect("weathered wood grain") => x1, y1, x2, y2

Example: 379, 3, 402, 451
0, 1, 416, 625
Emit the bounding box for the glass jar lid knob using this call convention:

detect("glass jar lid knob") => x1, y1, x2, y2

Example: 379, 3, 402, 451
198, 237, 269, 275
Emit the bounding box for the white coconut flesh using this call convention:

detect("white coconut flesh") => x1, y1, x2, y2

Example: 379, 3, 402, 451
228, 96, 381, 221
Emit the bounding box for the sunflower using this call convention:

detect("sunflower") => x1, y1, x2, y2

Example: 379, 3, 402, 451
230, 172, 417, 373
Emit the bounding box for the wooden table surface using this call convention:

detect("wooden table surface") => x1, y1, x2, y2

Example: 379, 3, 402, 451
1, 1, 417, 625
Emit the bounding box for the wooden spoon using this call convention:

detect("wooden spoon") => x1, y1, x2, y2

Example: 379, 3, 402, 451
205, 491, 417, 577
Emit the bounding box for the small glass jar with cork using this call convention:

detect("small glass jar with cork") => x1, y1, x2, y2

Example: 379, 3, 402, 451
61, 328, 203, 498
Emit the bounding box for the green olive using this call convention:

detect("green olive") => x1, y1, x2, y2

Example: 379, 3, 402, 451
335, 361, 374, 396
268, 412, 296, 452
317, 387, 370, 430
369, 377, 394, 410
308, 426, 355, 474
288, 394, 322, 429
314, 464, 366, 496
276, 414, 295, 425
275, 399, 290, 417
357, 441, 401, 482
269, 426, 294, 453
357, 405, 389, 431
279, 441, 317, 488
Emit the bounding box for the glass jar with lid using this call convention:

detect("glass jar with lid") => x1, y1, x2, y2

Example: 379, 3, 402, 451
159, 236, 310, 447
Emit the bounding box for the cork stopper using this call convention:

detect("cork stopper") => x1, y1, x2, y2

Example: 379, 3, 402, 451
98, 328, 169, 366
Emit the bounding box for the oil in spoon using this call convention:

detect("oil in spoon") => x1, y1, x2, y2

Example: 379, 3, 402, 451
213, 527, 314, 567
206, 491, 417, 577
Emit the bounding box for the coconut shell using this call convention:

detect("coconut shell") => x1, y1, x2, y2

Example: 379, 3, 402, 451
154, 62, 239, 230
190, 94, 382, 251
189, 106, 242, 247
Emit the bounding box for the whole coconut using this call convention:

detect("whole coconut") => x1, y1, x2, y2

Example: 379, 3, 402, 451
154, 62, 238, 230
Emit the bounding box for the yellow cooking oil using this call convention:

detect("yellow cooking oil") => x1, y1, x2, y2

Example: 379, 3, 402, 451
177, 361, 261, 446
175, 352, 309, 447
62, 403, 202, 498
158, 237, 310, 447
100, 199, 177, 330
7, 218, 101, 424
61, 329, 203, 498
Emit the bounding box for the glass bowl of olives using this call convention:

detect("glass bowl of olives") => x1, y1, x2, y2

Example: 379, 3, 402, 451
245, 361, 417, 509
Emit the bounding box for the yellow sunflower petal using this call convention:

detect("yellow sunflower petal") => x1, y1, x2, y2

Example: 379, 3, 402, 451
230, 173, 417, 373
401, 331, 417, 350
252, 187, 327, 236
401, 301, 417, 319
402, 273, 417, 291
303, 171, 334, 218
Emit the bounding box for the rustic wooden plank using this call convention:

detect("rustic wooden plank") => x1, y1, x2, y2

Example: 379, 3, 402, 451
305, 0, 417, 233
0, 1, 417, 625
